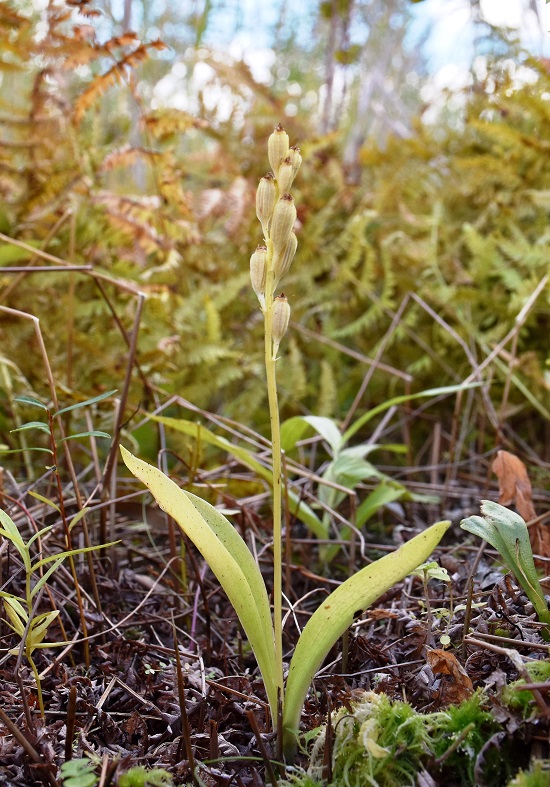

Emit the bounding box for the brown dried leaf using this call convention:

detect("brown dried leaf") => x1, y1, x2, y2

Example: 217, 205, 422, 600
426, 648, 474, 704
492, 450, 550, 562
492, 450, 536, 521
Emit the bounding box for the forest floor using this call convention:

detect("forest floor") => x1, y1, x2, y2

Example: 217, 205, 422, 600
1, 441, 550, 787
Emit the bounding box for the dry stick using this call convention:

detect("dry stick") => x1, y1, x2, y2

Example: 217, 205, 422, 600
64, 684, 78, 762
472, 632, 550, 651
92, 277, 154, 395
359, 288, 459, 380
30, 309, 104, 615
100, 291, 146, 499
97, 754, 114, 787
0, 308, 97, 665
1, 265, 92, 273
460, 540, 486, 661
16, 669, 35, 733
0, 231, 141, 295
66, 210, 77, 390
0, 207, 74, 302
495, 274, 548, 423
172, 617, 197, 782
409, 294, 496, 498
463, 273, 548, 387
246, 709, 279, 787
293, 323, 413, 381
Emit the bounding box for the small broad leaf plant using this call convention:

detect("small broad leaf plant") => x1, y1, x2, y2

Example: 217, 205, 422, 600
461, 500, 550, 640
121, 125, 450, 759
0, 508, 113, 715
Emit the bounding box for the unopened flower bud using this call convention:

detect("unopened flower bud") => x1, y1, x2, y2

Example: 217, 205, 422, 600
268, 123, 290, 178
277, 157, 295, 195
250, 245, 267, 309
270, 194, 296, 256
273, 232, 297, 286
256, 173, 276, 232
288, 146, 302, 180
272, 294, 291, 358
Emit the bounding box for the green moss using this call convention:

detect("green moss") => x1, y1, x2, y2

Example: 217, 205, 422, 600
283, 690, 503, 787
430, 693, 499, 783
502, 661, 550, 718
507, 760, 550, 786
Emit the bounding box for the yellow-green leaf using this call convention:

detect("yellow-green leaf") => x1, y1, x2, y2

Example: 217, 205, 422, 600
120, 446, 280, 716
282, 519, 450, 755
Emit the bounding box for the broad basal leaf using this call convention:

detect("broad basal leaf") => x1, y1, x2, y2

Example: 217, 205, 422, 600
120, 446, 280, 716
282, 519, 450, 755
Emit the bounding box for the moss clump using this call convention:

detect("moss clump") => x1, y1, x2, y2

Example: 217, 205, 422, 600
283, 690, 502, 787
507, 760, 550, 786
430, 693, 499, 784
502, 661, 550, 718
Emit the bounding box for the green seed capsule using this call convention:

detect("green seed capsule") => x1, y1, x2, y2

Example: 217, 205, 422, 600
273, 232, 297, 287
271, 194, 296, 256
268, 123, 290, 178
272, 294, 291, 358
277, 157, 295, 195
250, 245, 267, 309
288, 146, 302, 181
256, 173, 276, 232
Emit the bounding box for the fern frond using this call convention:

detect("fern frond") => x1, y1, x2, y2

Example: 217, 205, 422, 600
74, 41, 166, 125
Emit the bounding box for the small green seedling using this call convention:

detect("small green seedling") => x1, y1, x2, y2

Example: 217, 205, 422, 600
0, 508, 116, 715
60, 758, 98, 787
411, 560, 451, 645
460, 500, 550, 640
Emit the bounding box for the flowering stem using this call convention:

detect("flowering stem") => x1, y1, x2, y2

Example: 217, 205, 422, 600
263, 257, 285, 701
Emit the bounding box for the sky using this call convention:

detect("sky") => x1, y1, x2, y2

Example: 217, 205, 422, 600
410, 0, 549, 70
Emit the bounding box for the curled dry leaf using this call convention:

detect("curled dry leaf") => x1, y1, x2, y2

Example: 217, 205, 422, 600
426, 648, 474, 705
492, 449, 550, 564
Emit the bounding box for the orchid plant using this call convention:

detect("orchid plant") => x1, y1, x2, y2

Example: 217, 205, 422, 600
121, 125, 450, 758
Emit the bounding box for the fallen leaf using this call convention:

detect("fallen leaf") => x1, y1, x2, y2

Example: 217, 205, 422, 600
492, 450, 550, 563
492, 450, 536, 521
426, 648, 474, 704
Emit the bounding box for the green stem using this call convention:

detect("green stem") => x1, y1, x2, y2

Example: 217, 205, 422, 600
263, 258, 285, 704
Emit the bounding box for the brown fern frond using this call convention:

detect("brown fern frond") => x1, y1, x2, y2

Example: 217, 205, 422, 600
63, 42, 102, 69
123, 43, 154, 69
107, 212, 170, 253
74, 41, 167, 125
92, 192, 174, 253
100, 146, 161, 172
103, 32, 140, 51
0, 1, 31, 28
78, 7, 102, 18
74, 63, 125, 124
